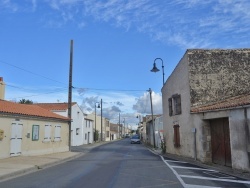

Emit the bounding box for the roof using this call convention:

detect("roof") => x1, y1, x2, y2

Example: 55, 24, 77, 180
35, 102, 77, 111
0, 100, 69, 121
191, 94, 250, 113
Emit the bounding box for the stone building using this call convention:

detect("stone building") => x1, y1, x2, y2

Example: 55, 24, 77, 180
162, 49, 250, 171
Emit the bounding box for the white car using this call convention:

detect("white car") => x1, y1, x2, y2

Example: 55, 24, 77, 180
130, 135, 140, 144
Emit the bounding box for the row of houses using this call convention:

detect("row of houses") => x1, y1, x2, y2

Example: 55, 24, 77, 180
0, 78, 126, 159
140, 49, 250, 172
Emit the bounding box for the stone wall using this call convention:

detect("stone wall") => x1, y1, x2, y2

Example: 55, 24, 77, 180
188, 49, 250, 107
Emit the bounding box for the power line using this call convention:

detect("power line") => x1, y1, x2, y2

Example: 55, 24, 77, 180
6, 88, 68, 99
75, 87, 145, 92
0, 60, 67, 86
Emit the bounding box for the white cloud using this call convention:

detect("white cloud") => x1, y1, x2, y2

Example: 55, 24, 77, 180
0, 0, 19, 12
133, 91, 162, 115
2, 0, 250, 47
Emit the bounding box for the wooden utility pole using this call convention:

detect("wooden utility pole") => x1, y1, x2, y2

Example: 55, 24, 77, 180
68, 40, 73, 151
149, 88, 156, 148
100, 99, 103, 141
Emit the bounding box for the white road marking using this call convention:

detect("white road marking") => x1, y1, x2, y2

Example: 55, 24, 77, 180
161, 156, 250, 188
161, 156, 218, 188
180, 175, 250, 184
171, 166, 217, 172
165, 160, 188, 163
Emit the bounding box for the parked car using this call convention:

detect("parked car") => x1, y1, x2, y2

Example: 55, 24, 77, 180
130, 135, 140, 144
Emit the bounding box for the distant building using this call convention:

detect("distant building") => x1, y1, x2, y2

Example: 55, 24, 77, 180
36, 102, 93, 146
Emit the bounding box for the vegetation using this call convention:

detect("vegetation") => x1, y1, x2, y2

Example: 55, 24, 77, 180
19, 99, 33, 104
161, 136, 166, 154
94, 130, 99, 141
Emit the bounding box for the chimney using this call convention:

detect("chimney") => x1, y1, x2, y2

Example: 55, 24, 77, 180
0, 77, 5, 100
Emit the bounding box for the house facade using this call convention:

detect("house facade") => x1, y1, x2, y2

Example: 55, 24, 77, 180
162, 49, 250, 171
86, 113, 106, 142
36, 103, 93, 146
0, 100, 69, 159
110, 123, 119, 140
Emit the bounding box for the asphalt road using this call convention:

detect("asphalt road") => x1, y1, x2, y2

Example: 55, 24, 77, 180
0, 139, 183, 188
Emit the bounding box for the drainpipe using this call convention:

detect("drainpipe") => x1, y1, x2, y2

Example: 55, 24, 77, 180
192, 128, 197, 160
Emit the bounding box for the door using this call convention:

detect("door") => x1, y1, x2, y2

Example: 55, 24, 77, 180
211, 118, 232, 167
87, 132, 90, 144
10, 122, 23, 156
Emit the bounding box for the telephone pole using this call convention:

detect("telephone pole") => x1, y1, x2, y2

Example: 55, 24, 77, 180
68, 40, 73, 151
149, 88, 156, 148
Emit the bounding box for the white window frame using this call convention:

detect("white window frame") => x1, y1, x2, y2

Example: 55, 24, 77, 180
54, 125, 61, 142
44, 125, 51, 142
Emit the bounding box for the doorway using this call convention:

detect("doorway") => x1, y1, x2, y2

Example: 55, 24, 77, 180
10, 122, 23, 156
210, 118, 232, 167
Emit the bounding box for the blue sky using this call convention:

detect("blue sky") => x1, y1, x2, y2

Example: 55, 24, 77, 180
1, 0, 250, 127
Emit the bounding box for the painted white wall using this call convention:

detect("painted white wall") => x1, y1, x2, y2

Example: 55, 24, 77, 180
52, 104, 85, 146
162, 53, 193, 157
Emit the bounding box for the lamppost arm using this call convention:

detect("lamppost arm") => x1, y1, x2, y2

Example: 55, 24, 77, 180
151, 58, 165, 86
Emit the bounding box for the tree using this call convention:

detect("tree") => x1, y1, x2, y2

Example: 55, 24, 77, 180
19, 99, 33, 104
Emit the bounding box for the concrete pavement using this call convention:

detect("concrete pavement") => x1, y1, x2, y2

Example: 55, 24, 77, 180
0, 141, 108, 182
2, 139, 250, 183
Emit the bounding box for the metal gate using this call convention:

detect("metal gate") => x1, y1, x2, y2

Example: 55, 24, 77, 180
10, 122, 23, 156
211, 118, 232, 167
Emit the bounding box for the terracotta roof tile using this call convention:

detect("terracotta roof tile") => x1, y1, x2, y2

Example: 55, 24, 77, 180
35, 102, 77, 111
191, 94, 250, 113
0, 100, 69, 121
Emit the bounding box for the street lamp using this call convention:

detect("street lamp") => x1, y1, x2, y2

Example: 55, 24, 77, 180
98, 99, 103, 141
151, 58, 165, 86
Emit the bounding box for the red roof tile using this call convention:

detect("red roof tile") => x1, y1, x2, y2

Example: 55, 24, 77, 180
191, 94, 250, 113
0, 100, 69, 121
35, 102, 77, 111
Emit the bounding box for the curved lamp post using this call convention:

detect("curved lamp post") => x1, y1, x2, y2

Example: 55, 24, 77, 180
151, 58, 165, 86
98, 99, 103, 141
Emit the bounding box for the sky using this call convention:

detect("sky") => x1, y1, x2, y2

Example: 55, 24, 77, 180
1, 0, 250, 128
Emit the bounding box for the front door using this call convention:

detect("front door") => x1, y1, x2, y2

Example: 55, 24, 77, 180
10, 122, 23, 156
87, 132, 90, 144
211, 118, 232, 167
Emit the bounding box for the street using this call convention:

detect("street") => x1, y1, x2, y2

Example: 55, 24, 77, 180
0, 139, 250, 188
0, 139, 182, 188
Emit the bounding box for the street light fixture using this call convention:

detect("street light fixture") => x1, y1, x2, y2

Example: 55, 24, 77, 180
151, 58, 165, 86
98, 99, 103, 141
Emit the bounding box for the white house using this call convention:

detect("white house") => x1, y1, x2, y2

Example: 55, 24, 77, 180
36, 103, 93, 146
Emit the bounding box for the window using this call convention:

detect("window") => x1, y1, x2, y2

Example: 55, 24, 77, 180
85, 133, 87, 140
32, 125, 39, 141
76, 128, 80, 135
54, 125, 61, 141
169, 94, 181, 116
168, 98, 173, 116
106, 131, 109, 137
44, 125, 51, 141
173, 125, 180, 147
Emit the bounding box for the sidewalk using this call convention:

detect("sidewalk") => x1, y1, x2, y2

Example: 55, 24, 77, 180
0, 141, 108, 182
149, 146, 250, 180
